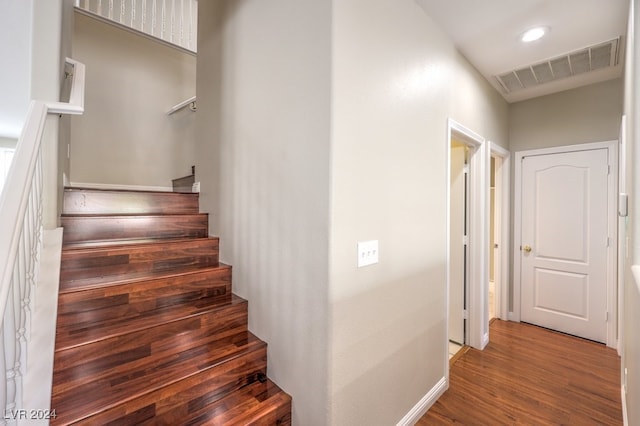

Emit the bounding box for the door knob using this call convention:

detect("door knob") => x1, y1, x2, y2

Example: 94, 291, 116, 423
523, 245, 532, 253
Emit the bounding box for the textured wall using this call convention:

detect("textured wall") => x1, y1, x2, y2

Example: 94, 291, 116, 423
71, 12, 196, 188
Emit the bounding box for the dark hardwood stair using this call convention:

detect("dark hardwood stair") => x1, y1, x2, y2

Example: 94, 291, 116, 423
52, 187, 291, 425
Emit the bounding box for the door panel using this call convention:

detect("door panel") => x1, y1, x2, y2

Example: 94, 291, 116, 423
521, 149, 608, 343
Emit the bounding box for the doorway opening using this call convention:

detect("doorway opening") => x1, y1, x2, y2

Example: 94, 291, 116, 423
489, 143, 509, 323
449, 140, 469, 359
446, 118, 489, 374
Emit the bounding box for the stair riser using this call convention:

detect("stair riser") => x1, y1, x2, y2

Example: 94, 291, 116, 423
56, 269, 233, 348
61, 214, 209, 244
52, 341, 267, 425
53, 302, 249, 394
61, 239, 219, 282
63, 188, 199, 215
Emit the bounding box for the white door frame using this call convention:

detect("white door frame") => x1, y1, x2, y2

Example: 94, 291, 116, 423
489, 143, 510, 322
513, 140, 618, 348
446, 118, 489, 365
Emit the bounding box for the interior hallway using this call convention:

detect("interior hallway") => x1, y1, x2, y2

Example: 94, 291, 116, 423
421, 320, 622, 425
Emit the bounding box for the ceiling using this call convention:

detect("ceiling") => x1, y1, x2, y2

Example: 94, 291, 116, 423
416, 0, 629, 103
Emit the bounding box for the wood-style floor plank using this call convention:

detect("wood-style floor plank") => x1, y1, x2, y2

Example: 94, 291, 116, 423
61, 213, 209, 244
61, 237, 219, 282
419, 320, 622, 425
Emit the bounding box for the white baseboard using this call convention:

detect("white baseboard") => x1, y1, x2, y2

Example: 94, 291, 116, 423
396, 376, 447, 426
69, 181, 173, 192
482, 332, 489, 349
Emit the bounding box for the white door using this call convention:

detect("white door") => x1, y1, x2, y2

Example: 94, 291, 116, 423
521, 148, 609, 343
449, 142, 467, 345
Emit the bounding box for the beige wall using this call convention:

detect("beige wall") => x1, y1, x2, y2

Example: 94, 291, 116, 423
330, 1, 508, 424
196, 1, 331, 424
623, 0, 639, 423
196, 0, 509, 424
509, 78, 623, 153
70, 12, 196, 188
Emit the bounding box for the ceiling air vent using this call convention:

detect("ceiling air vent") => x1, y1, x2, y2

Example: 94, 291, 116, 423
495, 37, 620, 93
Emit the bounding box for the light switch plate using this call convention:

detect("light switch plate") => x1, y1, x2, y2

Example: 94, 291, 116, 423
357, 240, 379, 267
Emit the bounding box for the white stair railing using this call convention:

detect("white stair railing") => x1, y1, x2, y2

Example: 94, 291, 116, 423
75, 0, 197, 53
167, 95, 196, 115
0, 58, 84, 424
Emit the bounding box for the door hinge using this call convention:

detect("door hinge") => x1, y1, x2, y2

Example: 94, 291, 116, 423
463, 309, 468, 320
606, 311, 609, 322
463, 164, 470, 174
463, 235, 468, 246
607, 237, 611, 247
608, 165, 611, 175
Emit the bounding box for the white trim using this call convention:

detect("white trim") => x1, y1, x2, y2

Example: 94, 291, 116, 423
513, 141, 618, 347
167, 96, 196, 115
396, 377, 447, 426
446, 118, 488, 353
69, 181, 174, 192
489, 143, 510, 322
618, 115, 627, 356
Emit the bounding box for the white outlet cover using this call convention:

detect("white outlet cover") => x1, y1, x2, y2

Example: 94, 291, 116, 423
357, 240, 379, 267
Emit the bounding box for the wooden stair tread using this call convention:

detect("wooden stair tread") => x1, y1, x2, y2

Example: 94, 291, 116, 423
182, 378, 292, 426
51, 332, 267, 425
55, 291, 244, 351
60, 263, 230, 293
65, 186, 187, 195
62, 236, 216, 250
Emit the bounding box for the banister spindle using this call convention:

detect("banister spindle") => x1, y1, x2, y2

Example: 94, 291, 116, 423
0, 327, 5, 422
141, 0, 146, 32
170, 0, 175, 43
4, 284, 17, 417
161, 0, 166, 41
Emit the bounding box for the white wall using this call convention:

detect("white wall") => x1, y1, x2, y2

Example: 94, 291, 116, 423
196, 0, 508, 424
71, 12, 197, 188
196, 1, 331, 424
330, 1, 508, 424
0, 0, 32, 139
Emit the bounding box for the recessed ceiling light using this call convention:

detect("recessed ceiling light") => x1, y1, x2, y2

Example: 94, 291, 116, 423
521, 27, 547, 43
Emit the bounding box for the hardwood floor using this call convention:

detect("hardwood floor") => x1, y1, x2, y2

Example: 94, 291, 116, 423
419, 320, 622, 425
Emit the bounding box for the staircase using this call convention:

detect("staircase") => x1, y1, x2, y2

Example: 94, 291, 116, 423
50, 187, 291, 425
